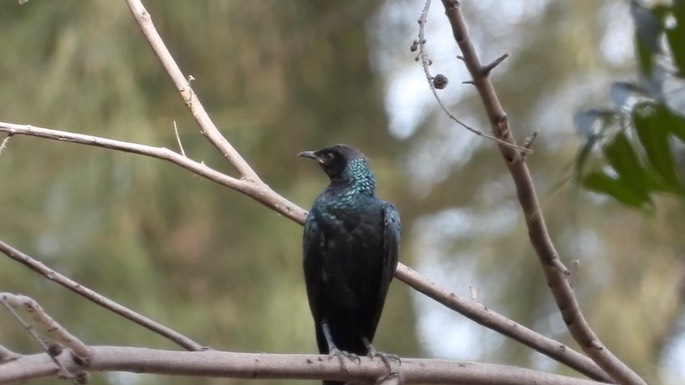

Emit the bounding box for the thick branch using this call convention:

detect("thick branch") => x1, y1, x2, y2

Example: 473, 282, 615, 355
0, 347, 607, 385
0, 121, 609, 381
437, 1, 646, 384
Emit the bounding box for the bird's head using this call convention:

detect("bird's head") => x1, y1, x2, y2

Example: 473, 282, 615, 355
298, 144, 375, 190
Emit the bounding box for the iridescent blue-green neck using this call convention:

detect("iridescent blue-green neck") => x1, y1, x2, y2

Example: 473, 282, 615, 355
330, 158, 376, 197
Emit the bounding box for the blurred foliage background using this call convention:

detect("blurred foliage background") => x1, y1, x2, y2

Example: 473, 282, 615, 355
575, 1, 685, 209
0, 1, 683, 385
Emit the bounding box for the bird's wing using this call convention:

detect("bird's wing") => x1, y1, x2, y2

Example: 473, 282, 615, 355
303, 215, 325, 319
303, 214, 336, 354
369, 202, 401, 334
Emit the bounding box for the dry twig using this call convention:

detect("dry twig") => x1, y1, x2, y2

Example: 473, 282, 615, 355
0, 240, 203, 352
414, 0, 530, 153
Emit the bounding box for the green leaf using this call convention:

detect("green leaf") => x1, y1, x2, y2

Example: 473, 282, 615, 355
582, 171, 651, 208
635, 32, 655, 76
665, 107, 685, 142
603, 131, 664, 195
633, 105, 685, 194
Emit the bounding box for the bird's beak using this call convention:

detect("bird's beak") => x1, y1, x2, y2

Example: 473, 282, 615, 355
297, 151, 321, 162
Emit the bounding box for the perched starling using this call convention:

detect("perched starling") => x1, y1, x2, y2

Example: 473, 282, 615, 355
298, 144, 400, 385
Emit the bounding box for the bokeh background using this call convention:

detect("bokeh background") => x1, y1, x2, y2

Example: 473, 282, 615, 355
1, 1, 684, 385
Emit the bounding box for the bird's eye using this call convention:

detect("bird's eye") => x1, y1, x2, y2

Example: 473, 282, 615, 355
322, 152, 335, 161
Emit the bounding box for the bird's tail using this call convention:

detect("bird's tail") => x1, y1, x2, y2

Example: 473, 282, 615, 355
323, 381, 346, 385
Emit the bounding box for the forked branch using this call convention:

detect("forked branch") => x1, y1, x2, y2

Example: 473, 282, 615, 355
435, 1, 645, 384
0, 240, 203, 352
0, 0, 626, 383
0, 122, 608, 382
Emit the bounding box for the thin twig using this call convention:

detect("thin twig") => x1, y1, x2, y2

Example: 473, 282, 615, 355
570, 260, 580, 290
125, 0, 262, 183
0, 133, 12, 156
0, 344, 21, 363
0, 295, 71, 378
469, 286, 478, 301
0, 122, 306, 224
437, 1, 646, 384
521, 131, 538, 160
0, 293, 92, 360
482, 53, 509, 77
0, 293, 92, 383
173, 121, 186, 157
415, 0, 530, 153
0, 298, 45, 349
0, 240, 204, 352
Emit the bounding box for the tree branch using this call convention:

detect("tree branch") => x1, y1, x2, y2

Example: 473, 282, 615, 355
0, 122, 306, 224
0, 346, 608, 385
436, 1, 646, 384
125, 0, 261, 183
0, 239, 202, 352
113, 4, 610, 379
0, 345, 20, 364
0, 119, 608, 382
397, 265, 613, 383
0, 0, 628, 382
414, 0, 529, 153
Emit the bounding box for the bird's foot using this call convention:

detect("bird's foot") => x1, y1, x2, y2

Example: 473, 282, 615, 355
368, 350, 401, 371
363, 340, 400, 374
332, 348, 361, 364
328, 347, 361, 374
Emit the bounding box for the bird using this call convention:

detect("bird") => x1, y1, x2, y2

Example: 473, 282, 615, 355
298, 144, 401, 385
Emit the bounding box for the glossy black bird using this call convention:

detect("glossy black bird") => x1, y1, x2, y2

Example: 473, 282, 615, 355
298, 144, 400, 385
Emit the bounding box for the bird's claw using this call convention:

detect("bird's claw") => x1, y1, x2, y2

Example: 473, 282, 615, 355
329, 348, 361, 373
367, 350, 401, 372
349, 353, 362, 364
337, 348, 361, 364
